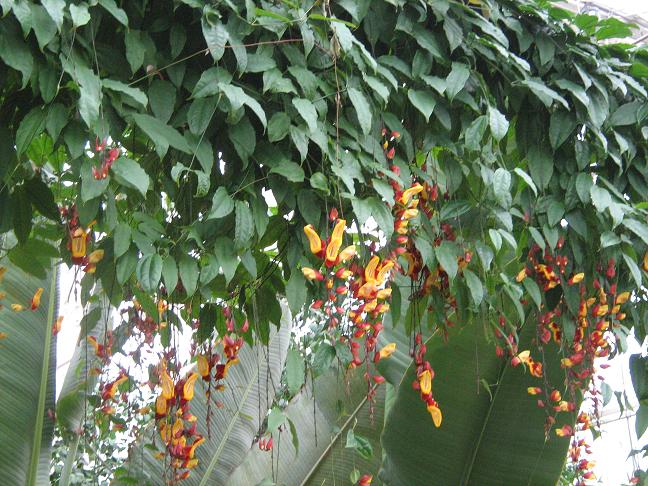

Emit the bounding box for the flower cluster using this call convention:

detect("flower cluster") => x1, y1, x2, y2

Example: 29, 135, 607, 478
154, 360, 204, 482
61, 204, 104, 272
92, 138, 120, 180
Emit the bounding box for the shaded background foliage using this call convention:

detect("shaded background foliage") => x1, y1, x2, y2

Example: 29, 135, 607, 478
0, 0, 647, 484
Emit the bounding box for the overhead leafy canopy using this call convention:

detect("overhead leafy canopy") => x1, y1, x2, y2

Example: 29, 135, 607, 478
0, 0, 647, 483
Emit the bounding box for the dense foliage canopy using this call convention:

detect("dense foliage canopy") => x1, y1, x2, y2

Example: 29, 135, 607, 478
0, 0, 647, 484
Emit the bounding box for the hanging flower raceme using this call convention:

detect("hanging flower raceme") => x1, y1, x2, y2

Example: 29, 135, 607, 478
92, 139, 120, 180
153, 359, 205, 481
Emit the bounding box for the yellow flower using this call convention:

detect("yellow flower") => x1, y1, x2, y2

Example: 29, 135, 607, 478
615, 292, 630, 305
183, 372, 199, 401
71, 228, 87, 259
364, 256, 380, 282
337, 245, 356, 263
378, 342, 397, 359
399, 183, 424, 205
516, 268, 527, 282
301, 267, 322, 281
376, 260, 394, 283
376, 288, 392, 300
88, 249, 104, 263
11, 304, 25, 312
155, 395, 167, 416
303, 225, 322, 255
189, 437, 205, 458
402, 208, 419, 220
570, 273, 585, 284
644, 252, 648, 272
197, 354, 210, 377
427, 403, 442, 428
325, 219, 346, 263
31, 287, 44, 310
419, 370, 432, 396
172, 418, 184, 437
161, 369, 175, 400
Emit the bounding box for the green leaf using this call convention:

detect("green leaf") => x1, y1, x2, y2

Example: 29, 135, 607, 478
45, 103, 68, 143
0, 20, 33, 87
179, 254, 199, 296
209, 187, 235, 219
267, 407, 286, 434
267, 112, 290, 142
73, 65, 102, 129
623, 219, 648, 246
347, 87, 372, 135
12, 186, 32, 245
16, 108, 46, 156
610, 102, 643, 127
228, 370, 383, 485
516, 79, 569, 109
549, 110, 575, 149
202, 18, 228, 61
0, 262, 58, 486
623, 252, 642, 289
188, 97, 218, 135
492, 168, 511, 208
113, 223, 131, 258
220, 84, 267, 128
110, 157, 150, 197
286, 268, 307, 316
408, 89, 436, 121
98, 0, 128, 26
69, 3, 90, 27
124, 29, 145, 72
103, 79, 148, 108
380, 324, 570, 486
446, 62, 470, 101
463, 269, 483, 306
269, 160, 305, 183
369, 197, 394, 240
435, 240, 458, 280
24, 175, 59, 221
465, 115, 488, 151
523, 278, 542, 309
234, 201, 255, 249
292, 98, 318, 134
132, 114, 192, 158
80, 161, 109, 202
136, 253, 162, 292
30, 5, 57, 50
513, 168, 537, 196
310, 172, 330, 194
41, 0, 65, 30
162, 256, 178, 295
526, 146, 553, 191
488, 106, 509, 142
286, 349, 305, 395
214, 237, 238, 284
589, 185, 611, 213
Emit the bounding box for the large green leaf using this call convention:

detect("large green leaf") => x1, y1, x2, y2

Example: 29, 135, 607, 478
56, 286, 113, 435
0, 257, 58, 485
227, 370, 384, 486
380, 322, 571, 486
118, 305, 292, 485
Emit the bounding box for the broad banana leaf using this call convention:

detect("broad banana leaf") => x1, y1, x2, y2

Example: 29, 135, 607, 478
57, 285, 113, 435
228, 370, 385, 486
118, 305, 292, 486
56, 284, 113, 486
380, 322, 572, 486
0, 260, 59, 486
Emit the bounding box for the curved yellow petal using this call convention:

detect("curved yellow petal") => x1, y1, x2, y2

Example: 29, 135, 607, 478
419, 370, 432, 396
304, 225, 322, 255
161, 369, 174, 400
183, 372, 199, 401
427, 404, 442, 427
364, 256, 380, 282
